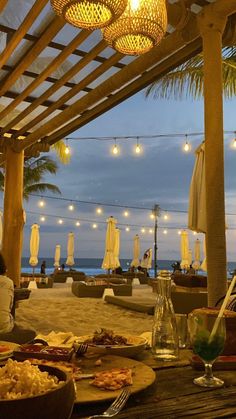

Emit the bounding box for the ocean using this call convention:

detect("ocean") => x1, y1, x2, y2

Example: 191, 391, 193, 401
22, 257, 236, 277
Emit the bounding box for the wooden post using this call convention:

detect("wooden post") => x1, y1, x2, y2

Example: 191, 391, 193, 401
198, 11, 227, 306
2, 146, 24, 287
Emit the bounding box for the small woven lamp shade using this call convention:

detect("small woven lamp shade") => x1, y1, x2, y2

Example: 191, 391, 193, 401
103, 0, 167, 55
51, 0, 127, 30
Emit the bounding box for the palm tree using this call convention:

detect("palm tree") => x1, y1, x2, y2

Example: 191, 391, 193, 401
145, 47, 236, 100
0, 156, 61, 200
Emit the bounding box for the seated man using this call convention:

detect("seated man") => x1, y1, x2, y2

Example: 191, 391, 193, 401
0, 253, 36, 344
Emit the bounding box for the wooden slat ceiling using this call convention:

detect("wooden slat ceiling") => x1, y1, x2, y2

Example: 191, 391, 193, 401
0, 0, 235, 157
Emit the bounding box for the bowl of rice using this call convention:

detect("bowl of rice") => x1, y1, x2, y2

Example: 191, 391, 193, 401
0, 359, 75, 419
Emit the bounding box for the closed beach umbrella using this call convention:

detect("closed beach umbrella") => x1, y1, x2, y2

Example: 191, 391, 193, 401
201, 236, 207, 272
54, 244, 61, 268
193, 239, 201, 270
113, 228, 121, 269
29, 224, 40, 268
102, 216, 117, 271
131, 234, 140, 268
66, 232, 75, 266
188, 142, 206, 233
180, 230, 190, 269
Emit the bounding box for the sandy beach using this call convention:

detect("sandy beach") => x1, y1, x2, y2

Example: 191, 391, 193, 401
16, 284, 156, 338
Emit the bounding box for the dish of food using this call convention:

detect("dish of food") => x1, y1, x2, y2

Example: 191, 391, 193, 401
75, 354, 156, 404
75, 329, 147, 358
13, 344, 74, 362
0, 341, 19, 360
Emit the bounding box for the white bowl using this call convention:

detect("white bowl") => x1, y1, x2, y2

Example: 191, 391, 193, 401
74, 334, 147, 358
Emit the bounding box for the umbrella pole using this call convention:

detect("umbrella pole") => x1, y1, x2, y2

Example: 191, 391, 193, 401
153, 205, 160, 278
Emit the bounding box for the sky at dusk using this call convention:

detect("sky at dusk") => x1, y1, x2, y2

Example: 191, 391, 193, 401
9, 90, 236, 263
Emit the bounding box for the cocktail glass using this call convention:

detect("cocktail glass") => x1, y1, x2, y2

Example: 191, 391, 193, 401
188, 313, 226, 388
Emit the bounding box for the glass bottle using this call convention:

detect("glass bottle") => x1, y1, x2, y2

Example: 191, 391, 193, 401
152, 270, 179, 361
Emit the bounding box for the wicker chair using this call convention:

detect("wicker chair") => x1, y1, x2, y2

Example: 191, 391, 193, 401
72, 282, 106, 298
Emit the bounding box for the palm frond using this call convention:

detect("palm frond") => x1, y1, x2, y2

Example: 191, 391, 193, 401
51, 140, 71, 164
23, 183, 61, 200
146, 50, 236, 100
24, 156, 58, 186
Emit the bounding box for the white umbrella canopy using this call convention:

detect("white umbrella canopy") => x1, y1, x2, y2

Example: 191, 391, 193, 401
180, 230, 190, 270
29, 224, 40, 267
188, 249, 193, 267
188, 142, 206, 233
131, 234, 140, 268
113, 228, 121, 269
193, 239, 201, 270
66, 232, 75, 267
102, 216, 117, 270
54, 244, 61, 268
141, 248, 153, 270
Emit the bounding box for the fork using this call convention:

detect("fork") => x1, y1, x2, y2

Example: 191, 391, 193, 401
75, 343, 88, 356
88, 388, 130, 418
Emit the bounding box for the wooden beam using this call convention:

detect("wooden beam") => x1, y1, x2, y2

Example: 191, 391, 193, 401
3, 90, 68, 110
212, 0, 236, 17
47, 38, 202, 144
0, 16, 65, 96
17, 24, 200, 151
0, 30, 91, 133
14, 49, 122, 138
0, 0, 48, 70
0, 0, 8, 13
0, 23, 125, 70
10, 41, 108, 137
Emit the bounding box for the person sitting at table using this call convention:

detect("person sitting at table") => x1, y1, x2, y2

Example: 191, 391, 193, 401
0, 252, 36, 344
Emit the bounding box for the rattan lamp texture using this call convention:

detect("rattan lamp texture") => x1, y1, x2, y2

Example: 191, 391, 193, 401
50, 0, 128, 30
103, 0, 167, 55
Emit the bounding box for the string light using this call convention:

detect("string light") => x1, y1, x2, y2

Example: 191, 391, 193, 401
112, 138, 119, 155
150, 213, 155, 220
233, 132, 236, 148
65, 140, 70, 155
96, 207, 102, 214
163, 213, 169, 220
58, 219, 63, 224
193, 231, 197, 235
92, 223, 98, 229
123, 210, 129, 217
75, 221, 80, 226
125, 226, 130, 232
149, 228, 153, 234
135, 137, 142, 154
68, 203, 74, 211
38, 199, 45, 208
183, 134, 191, 153
141, 227, 146, 233
40, 216, 46, 222
163, 229, 168, 234
178, 230, 182, 235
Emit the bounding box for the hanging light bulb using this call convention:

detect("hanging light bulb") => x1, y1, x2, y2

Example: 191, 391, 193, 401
40, 216, 46, 222
92, 223, 98, 229
51, 0, 127, 30
163, 229, 168, 235
135, 137, 142, 154
103, 0, 167, 55
183, 135, 191, 152
141, 227, 145, 233
149, 228, 153, 234
193, 231, 197, 235
38, 199, 45, 208
125, 226, 130, 232
65, 140, 70, 155
178, 230, 181, 235
150, 213, 154, 219
112, 138, 119, 155
123, 210, 129, 217
232, 132, 236, 148
58, 219, 63, 224
163, 213, 169, 220
68, 203, 74, 211
96, 207, 102, 214
75, 221, 80, 226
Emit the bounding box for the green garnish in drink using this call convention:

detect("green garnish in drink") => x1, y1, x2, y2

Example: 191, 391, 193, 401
193, 331, 225, 362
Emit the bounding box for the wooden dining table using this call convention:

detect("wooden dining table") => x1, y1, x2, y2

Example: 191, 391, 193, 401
71, 349, 236, 418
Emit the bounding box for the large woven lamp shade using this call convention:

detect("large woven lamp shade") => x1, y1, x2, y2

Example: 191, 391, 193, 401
51, 0, 128, 30
103, 0, 167, 55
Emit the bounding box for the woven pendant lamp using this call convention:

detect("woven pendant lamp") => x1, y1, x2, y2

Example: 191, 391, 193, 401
103, 0, 167, 55
51, 0, 128, 30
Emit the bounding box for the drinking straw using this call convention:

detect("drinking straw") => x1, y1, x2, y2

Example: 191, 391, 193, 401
209, 275, 236, 341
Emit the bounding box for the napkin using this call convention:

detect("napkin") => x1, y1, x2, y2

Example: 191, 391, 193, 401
35, 331, 78, 348
140, 332, 152, 347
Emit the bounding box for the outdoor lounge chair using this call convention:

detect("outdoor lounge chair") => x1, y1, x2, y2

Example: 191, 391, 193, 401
72, 281, 106, 298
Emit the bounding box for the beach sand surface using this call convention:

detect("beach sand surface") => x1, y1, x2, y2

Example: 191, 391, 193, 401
16, 284, 156, 337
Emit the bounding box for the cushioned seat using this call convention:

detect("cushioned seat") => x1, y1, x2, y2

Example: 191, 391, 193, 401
172, 273, 207, 288
110, 284, 132, 296
72, 282, 106, 298
51, 271, 86, 283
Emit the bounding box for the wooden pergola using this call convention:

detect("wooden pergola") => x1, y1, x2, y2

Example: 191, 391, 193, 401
0, 0, 235, 304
